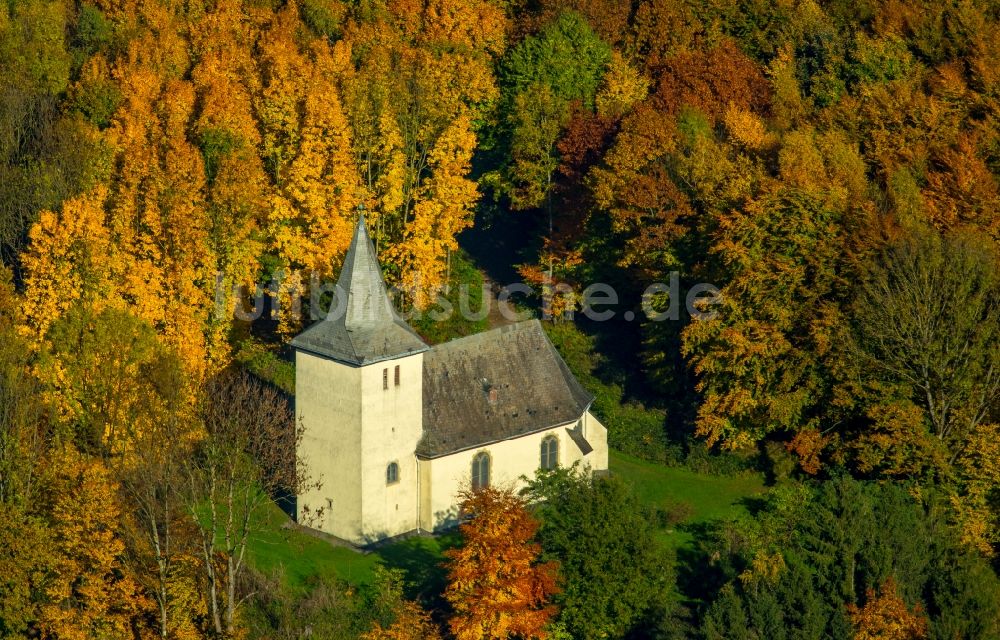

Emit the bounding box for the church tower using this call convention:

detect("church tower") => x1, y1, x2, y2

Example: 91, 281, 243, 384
292, 215, 428, 544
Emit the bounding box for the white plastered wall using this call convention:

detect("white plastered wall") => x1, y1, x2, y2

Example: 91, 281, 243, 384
418, 409, 608, 531
295, 349, 363, 540
358, 352, 424, 542
296, 350, 425, 544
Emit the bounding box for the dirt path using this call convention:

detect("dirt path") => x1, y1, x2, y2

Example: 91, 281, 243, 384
483, 275, 517, 330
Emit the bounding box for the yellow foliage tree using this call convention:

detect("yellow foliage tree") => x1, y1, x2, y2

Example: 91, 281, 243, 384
39, 446, 147, 640
256, 2, 306, 186
189, 0, 271, 307
276, 41, 362, 277
19, 186, 118, 348
595, 51, 648, 118
340, 1, 498, 306
953, 422, 1000, 555
724, 103, 774, 152
386, 114, 478, 307
21, 0, 502, 365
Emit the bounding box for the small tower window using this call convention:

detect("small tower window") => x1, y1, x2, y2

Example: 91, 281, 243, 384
386, 462, 399, 485
472, 452, 491, 491
383, 368, 388, 390
541, 436, 559, 470
394, 364, 400, 386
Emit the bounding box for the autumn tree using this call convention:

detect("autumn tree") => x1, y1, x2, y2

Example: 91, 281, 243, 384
595, 52, 648, 118
17, 0, 505, 345
189, 0, 273, 318
0, 266, 45, 506
20, 45, 223, 376
384, 113, 479, 307
19, 186, 117, 351
629, 0, 712, 70
505, 83, 567, 215
361, 566, 442, 640
498, 10, 610, 211
38, 445, 146, 640
363, 599, 442, 640
0, 0, 99, 266
647, 40, 771, 123
444, 487, 559, 640
26, 303, 203, 638
587, 104, 692, 276
0, 502, 54, 637
532, 109, 617, 289
37, 306, 186, 455
339, 0, 501, 306
951, 421, 1000, 555
515, 0, 629, 48
681, 188, 847, 451
848, 577, 928, 640
114, 351, 201, 640
0, 265, 53, 637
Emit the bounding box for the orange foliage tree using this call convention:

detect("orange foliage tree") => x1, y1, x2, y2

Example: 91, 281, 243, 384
444, 487, 560, 640
848, 576, 929, 640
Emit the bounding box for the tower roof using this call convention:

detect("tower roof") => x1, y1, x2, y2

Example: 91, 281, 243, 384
291, 215, 428, 366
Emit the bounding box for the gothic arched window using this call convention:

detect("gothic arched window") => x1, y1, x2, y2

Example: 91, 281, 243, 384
540, 436, 559, 470
386, 461, 399, 485
471, 452, 491, 491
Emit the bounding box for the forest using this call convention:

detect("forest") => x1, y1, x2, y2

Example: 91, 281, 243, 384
2, 0, 1000, 637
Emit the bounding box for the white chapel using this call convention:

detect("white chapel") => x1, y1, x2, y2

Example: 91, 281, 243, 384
292, 216, 608, 545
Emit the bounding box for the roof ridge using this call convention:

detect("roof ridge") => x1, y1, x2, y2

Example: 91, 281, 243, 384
431, 319, 539, 350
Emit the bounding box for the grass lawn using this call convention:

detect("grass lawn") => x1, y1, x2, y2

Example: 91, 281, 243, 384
609, 450, 766, 549
245, 502, 382, 590
246, 502, 460, 593
246, 450, 767, 593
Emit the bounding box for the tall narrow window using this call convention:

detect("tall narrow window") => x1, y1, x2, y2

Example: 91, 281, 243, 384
471, 452, 490, 491
386, 462, 399, 485
540, 436, 559, 470
394, 364, 400, 386
383, 368, 388, 390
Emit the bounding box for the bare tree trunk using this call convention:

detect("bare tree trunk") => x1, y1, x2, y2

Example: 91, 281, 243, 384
184, 370, 316, 638
116, 392, 190, 640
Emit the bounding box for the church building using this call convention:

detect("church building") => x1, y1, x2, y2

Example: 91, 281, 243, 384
292, 216, 608, 545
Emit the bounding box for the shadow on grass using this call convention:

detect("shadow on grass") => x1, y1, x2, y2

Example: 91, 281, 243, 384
673, 521, 734, 610
273, 487, 296, 521
738, 494, 769, 517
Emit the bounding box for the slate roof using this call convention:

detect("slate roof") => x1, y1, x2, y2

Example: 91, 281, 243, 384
291, 215, 428, 366
417, 320, 595, 458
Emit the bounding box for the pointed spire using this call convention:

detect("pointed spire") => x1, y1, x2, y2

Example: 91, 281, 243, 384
337, 211, 396, 328
291, 214, 428, 366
